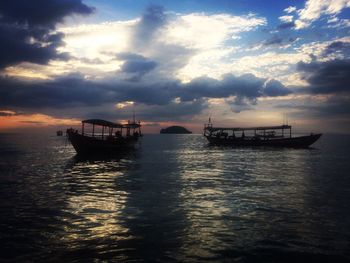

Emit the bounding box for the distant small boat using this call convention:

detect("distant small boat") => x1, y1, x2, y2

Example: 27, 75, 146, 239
56, 130, 63, 136
67, 119, 142, 154
203, 121, 321, 148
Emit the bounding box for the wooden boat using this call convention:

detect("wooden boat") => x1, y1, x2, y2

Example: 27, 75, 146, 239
66, 119, 142, 154
203, 121, 321, 148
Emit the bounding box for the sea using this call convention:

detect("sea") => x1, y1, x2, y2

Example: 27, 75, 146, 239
0, 132, 350, 262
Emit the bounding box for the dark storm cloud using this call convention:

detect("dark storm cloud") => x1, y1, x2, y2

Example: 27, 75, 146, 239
277, 21, 295, 30
120, 100, 207, 122
114, 81, 177, 105
297, 59, 350, 94
0, 27, 69, 68
277, 57, 350, 119
322, 41, 350, 57
0, 75, 115, 108
180, 73, 291, 101
122, 58, 157, 74
0, 74, 177, 109
264, 79, 291, 96
81, 99, 207, 123
132, 5, 167, 48
0, 0, 93, 69
0, 71, 291, 118
0, 0, 93, 27
117, 53, 157, 80
228, 96, 255, 113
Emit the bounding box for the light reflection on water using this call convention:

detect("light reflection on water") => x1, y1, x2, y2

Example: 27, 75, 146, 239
0, 133, 349, 262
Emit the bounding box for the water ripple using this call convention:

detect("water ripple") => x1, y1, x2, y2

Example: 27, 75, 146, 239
0, 133, 349, 262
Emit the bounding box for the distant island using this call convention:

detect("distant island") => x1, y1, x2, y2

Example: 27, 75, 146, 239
160, 126, 192, 134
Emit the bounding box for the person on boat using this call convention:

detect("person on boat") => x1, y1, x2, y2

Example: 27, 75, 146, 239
229, 132, 236, 140
66, 128, 72, 135
115, 131, 122, 138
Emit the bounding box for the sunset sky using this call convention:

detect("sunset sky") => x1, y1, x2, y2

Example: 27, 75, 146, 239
0, 0, 350, 133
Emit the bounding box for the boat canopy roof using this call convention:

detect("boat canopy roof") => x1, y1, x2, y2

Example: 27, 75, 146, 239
82, 119, 123, 128
125, 122, 141, 128
82, 119, 141, 128
206, 125, 291, 132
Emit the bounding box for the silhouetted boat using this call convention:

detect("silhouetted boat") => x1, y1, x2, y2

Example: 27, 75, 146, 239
204, 120, 321, 148
67, 119, 142, 154
56, 130, 63, 136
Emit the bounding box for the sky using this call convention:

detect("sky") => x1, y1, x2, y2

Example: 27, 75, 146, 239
0, 0, 350, 133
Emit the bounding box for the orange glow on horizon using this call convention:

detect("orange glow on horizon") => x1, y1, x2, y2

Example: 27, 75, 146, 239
0, 114, 204, 134
0, 113, 80, 130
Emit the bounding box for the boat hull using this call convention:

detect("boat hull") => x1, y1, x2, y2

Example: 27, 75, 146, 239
67, 132, 138, 154
205, 133, 322, 148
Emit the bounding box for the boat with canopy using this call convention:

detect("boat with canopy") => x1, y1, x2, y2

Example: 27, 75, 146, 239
67, 119, 142, 154
203, 120, 321, 148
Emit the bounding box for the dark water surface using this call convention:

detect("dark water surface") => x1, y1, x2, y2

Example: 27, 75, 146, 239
0, 133, 350, 262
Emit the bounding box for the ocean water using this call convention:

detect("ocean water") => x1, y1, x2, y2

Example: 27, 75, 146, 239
0, 132, 350, 262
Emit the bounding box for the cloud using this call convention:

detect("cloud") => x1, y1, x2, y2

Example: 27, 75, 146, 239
0, 74, 115, 109
279, 15, 294, 23
249, 36, 298, 56
0, 70, 291, 121
117, 53, 157, 80
263, 35, 284, 46
162, 12, 266, 81
284, 6, 297, 14
78, 57, 104, 64
132, 99, 207, 121
0, 110, 18, 116
24, 7, 267, 83
227, 96, 255, 113
0, 0, 93, 69
277, 15, 295, 29
181, 74, 264, 101
132, 5, 167, 49
0, 4, 292, 123
264, 79, 292, 96
315, 96, 350, 116
179, 73, 291, 102
277, 96, 350, 118
0, 0, 93, 28
322, 41, 350, 57
0, 27, 70, 69
226, 51, 304, 86
295, 0, 350, 29
278, 21, 296, 30
327, 18, 350, 28
297, 59, 350, 94
162, 13, 266, 50
83, 99, 208, 122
